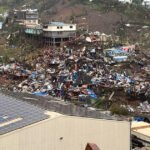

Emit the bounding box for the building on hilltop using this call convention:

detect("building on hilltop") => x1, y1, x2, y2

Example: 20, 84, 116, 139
13, 8, 42, 38
142, 0, 150, 8
13, 8, 39, 26
24, 9, 39, 26
118, 0, 132, 4
10, 8, 77, 46
25, 24, 43, 37
118, 0, 150, 8
43, 22, 76, 46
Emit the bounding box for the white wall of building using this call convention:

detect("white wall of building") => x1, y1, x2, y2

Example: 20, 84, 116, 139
118, 0, 132, 4
25, 19, 39, 25
142, 0, 150, 7
43, 24, 76, 32
0, 115, 130, 150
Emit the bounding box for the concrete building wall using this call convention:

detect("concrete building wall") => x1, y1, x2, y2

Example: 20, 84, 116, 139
118, 0, 132, 4
43, 24, 76, 32
25, 20, 38, 25
0, 116, 130, 150
43, 31, 76, 38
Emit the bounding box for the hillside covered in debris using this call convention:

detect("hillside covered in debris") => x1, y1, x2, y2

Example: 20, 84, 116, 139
0, 0, 149, 116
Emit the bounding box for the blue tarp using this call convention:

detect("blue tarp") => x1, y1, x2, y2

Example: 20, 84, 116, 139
87, 89, 97, 99
30, 71, 38, 79
115, 74, 121, 81
58, 75, 67, 82
106, 48, 129, 57
72, 71, 78, 81
21, 69, 28, 75
115, 74, 135, 84
134, 117, 145, 122
33, 91, 48, 96
79, 94, 88, 102
113, 56, 128, 62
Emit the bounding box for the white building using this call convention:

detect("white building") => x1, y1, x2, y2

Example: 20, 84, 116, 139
43, 22, 76, 46
14, 9, 39, 26
118, 0, 150, 8
0, 93, 130, 150
118, 0, 132, 4
142, 0, 150, 8
24, 9, 39, 26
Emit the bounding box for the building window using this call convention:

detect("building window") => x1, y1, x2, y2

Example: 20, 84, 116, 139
43, 25, 48, 29
70, 26, 73, 28
60, 26, 63, 29
57, 26, 59, 29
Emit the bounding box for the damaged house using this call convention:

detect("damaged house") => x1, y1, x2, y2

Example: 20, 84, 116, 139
43, 22, 76, 46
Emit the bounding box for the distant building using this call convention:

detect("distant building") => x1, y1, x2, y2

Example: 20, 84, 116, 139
13, 9, 26, 24
118, 0, 150, 8
142, 0, 150, 8
13, 9, 39, 26
25, 25, 43, 36
0, 93, 130, 150
118, 0, 132, 4
43, 22, 76, 46
24, 9, 39, 26
13, 8, 42, 37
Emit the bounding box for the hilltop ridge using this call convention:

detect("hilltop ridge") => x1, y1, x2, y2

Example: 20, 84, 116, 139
0, 0, 150, 48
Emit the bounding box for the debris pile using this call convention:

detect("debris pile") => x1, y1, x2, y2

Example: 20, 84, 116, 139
0, 35, 149, 113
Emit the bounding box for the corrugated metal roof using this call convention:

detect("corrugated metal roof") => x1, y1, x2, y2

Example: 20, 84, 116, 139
0, 93, 48, 135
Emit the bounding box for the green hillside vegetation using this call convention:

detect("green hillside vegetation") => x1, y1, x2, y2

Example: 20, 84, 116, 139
0, 0, 149, 59
1, 0, 150, 23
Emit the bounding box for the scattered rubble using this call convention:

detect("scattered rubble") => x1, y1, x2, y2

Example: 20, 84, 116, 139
0, 32, 149, 115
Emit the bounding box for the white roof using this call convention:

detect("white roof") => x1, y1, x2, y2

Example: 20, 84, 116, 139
0, 114, 130, 150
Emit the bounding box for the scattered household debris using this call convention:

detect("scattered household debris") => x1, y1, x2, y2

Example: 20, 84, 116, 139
0, 36, 149, 114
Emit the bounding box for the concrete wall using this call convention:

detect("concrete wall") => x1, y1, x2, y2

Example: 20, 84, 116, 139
0, 116, 130, 150
43, 31, 76, 38
118, 0, 132, 4
25, 19, 38, 25
43, 24, 76, 32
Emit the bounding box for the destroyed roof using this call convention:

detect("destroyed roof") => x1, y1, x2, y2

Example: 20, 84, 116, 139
0, 93, 48, 135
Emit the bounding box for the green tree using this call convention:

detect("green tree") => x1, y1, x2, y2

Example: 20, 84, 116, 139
132, 0, 143, 5
110, 103, 129, 116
